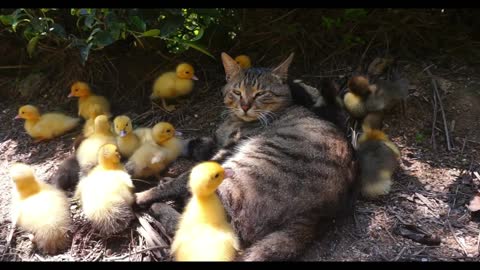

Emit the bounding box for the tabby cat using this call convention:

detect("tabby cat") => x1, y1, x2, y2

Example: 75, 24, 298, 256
136, 52, 358, 261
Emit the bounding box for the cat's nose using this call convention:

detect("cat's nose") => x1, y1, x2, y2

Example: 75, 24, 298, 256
241, 104, 250, 112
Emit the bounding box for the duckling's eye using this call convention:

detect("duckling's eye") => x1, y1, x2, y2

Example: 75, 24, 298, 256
75, 88, 79, 92
233, 90, 241, 96
166, 129, 171, 133
185, 71, 190, 74
126, 123, 129, 127
214, 173, 219, 178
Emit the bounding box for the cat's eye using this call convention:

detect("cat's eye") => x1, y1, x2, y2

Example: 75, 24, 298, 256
233, 90, 241, 96
255, 91, 266, 98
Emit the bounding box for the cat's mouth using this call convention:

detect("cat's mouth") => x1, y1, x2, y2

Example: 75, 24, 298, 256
235, 109, 258, 122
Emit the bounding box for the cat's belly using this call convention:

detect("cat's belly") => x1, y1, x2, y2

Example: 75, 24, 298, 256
217, 138, 309, 245
215, 119, 355, 247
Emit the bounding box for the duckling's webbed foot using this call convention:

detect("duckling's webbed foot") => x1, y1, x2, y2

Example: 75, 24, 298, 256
161, 98, 176, 112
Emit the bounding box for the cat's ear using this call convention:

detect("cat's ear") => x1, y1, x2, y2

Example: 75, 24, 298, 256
221, 52, 242, 82
272, 52, 294, 81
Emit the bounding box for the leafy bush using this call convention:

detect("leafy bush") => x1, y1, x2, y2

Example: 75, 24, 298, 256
0, 8, 239, 64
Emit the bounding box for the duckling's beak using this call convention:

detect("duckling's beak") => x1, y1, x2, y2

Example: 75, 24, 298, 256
119, 130, 127, 137
174, 131, 183, 137
192, 75, 199, 81
224, 168, 234, 178
14, 115, 21, 120
67, 93, 74, 98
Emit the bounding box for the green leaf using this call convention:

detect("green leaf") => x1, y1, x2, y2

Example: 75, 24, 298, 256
27, 36, 40, 58
93, 30, 115, 47
0, 15, 14, 25
30, 17, 45, 32
142, 29, 160, 37
50, 23, 66, 37
87, 27, 102, 43
160, 15, 184, 37
129, 15, 146, 32
191, 27, 205, 41
12, 18, 30, 32
84, 14, 95, 29
182, 40, 215, 59
79, 43, 93, 66
109, 22, 125, 40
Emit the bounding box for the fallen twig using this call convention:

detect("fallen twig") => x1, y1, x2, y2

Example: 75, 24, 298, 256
425, 68, 452, 151
394, 246, 407, 261
103, 245, 167, 261
430, 75, 438, 151
2, 221, 17, 257
447, 220, 469, 257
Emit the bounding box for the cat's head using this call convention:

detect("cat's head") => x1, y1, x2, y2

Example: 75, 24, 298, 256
220, 52, 294, 122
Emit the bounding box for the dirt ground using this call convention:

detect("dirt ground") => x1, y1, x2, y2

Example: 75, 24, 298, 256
0, 47, 479, 261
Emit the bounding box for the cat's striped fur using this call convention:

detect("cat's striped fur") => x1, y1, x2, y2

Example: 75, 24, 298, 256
136, 52, 358, 261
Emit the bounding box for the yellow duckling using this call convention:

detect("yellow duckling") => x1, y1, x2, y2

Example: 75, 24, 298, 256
357, 127, 401, 199
15, 105, 80, 143
113, 115, 141, 158
132, 127, 154, 144
75, 144, 135, 235
68, 81, 111, 120
10, 163, 72, 255
82, 103, 106, 138
76, 115, 116, 170
150, 63, 198, 112
234, 55, 252, 69
73, 104, 108, 150
171, 161, 239, 261
343, 75, 372, 119
125, 122, 183, 178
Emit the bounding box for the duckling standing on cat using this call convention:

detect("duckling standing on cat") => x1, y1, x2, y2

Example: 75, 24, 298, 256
10, 163, 72, 255
76, 115, 116, 172
113, 115, 141, 158
125, 122, 183, 178
150, 63, 198, 112
15, 105, 80, 143
171, 161, 239, 261
234, 55, 252, 69
357, 127, 401, 199
68, 81, 111, 120
75, 144, 135, 235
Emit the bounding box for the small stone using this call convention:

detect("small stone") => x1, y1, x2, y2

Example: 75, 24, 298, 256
421, 258, 428, 262
106, 249, 113, 256
194, 114, 198, 118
